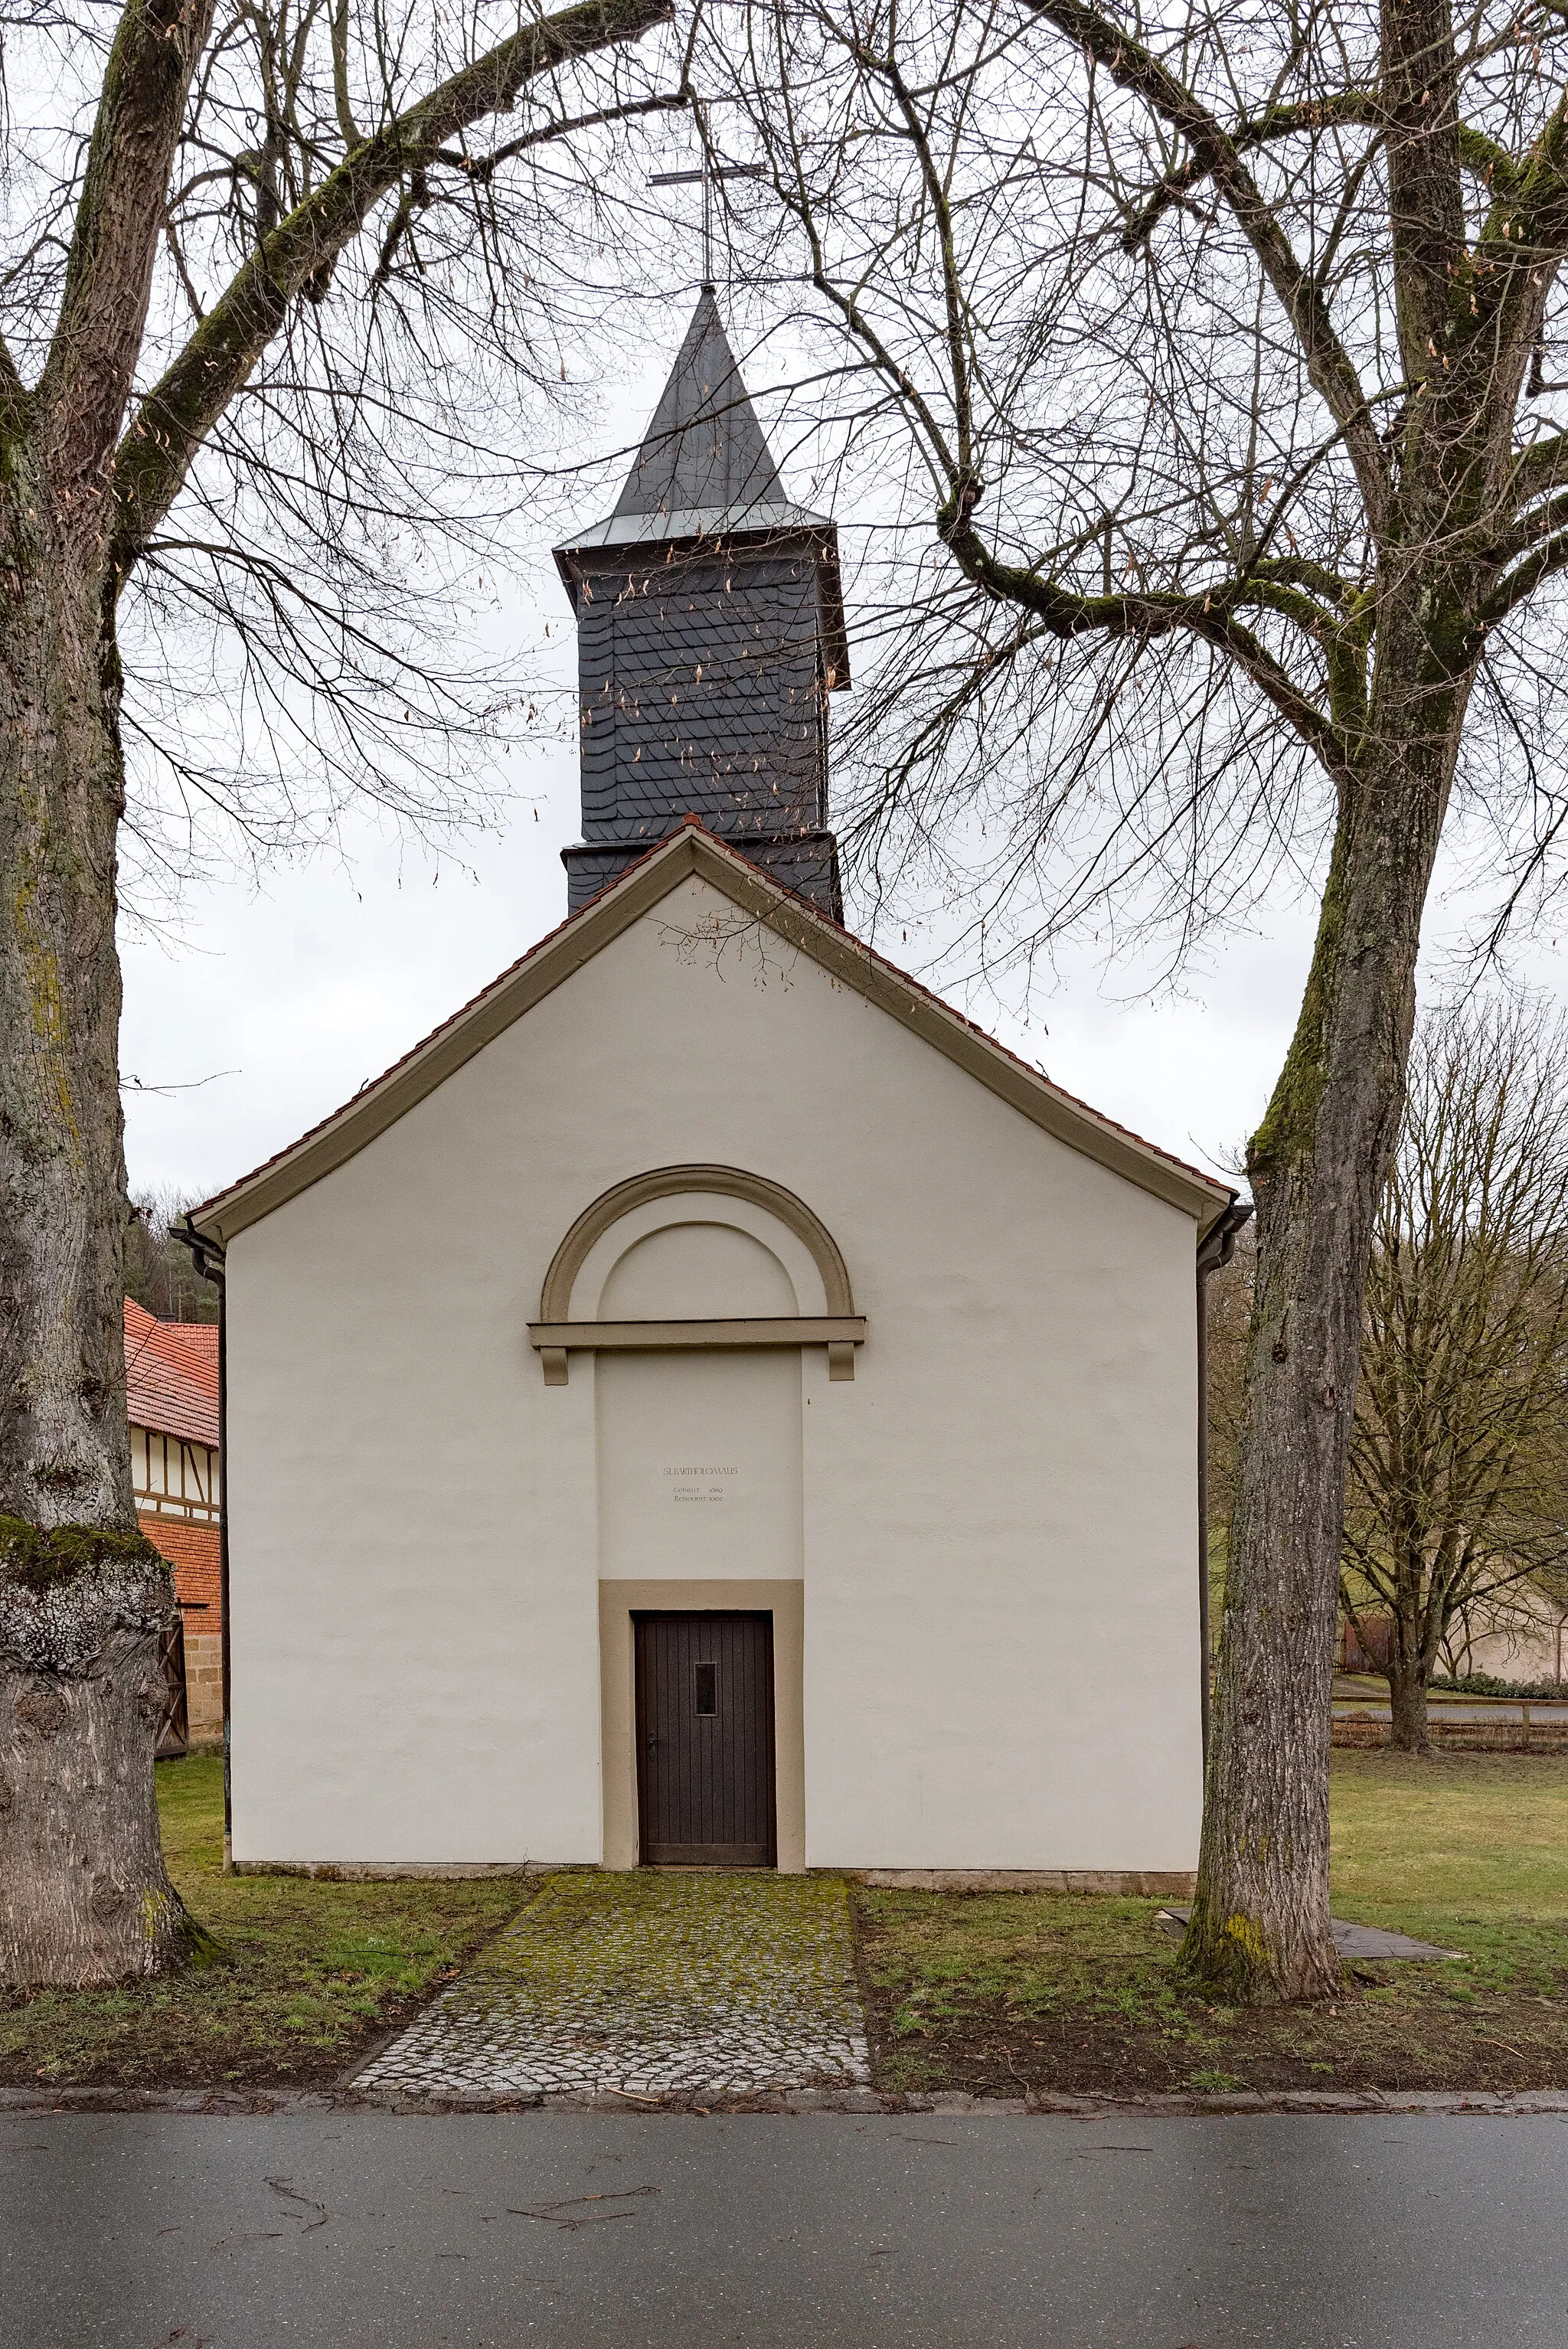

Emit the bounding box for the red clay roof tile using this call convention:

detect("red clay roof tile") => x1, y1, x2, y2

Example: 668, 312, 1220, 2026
124, 1299, 219, 1448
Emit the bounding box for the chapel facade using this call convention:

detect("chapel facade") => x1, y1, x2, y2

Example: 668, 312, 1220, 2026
193, 293, 1236, 1885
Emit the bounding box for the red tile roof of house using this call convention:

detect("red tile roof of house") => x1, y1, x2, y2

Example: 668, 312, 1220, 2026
139, 1512, 222, 1616
124, 1300, 219, 1449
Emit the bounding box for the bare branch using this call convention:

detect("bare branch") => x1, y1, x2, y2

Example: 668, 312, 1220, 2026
1121, 91, 1384, 252
931, 515, 1354, 783
1483, 515, 1568, 620
112, 0, 673, 568
0, 333, 26, 439
37, 0, 220, 496
1024, 0, 1393, 535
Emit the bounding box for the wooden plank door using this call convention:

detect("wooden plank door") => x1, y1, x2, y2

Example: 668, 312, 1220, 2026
155, 1616, 190, 1759
634, 1612, 777, 1867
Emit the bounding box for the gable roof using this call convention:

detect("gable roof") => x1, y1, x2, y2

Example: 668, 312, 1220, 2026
188, 822, 1235, 1248
124, 1299, 220, 1447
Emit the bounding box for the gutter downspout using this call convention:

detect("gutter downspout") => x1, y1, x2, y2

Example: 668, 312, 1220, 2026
179, 1219, 230, 1868
1197, 1200, 1253, 1761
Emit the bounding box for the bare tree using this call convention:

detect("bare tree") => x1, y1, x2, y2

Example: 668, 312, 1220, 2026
0, 0, 681, 1987
126, 1191, 220, 1323
1343, 994, 1568, 1751
711, 0, 1568, 1997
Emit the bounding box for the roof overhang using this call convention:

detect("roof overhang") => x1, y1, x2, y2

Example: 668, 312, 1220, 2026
555, 500, 835, 555
189, 824, 1236, 1249
553, 507, 850, 693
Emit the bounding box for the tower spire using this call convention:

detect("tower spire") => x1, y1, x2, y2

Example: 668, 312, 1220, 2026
554, 290, 849, 920
612, 288, 783, 524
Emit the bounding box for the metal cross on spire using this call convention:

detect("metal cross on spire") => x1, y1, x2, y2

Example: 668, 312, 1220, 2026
649, 101, 763, 291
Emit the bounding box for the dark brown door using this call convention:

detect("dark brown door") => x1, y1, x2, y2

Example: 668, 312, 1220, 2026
635, 1612, 776, 1867
155, 1615, 190, 1759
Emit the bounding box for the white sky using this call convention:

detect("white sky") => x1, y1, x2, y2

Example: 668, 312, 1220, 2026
119, 710, 1564, 1211
116, 303, 1567, 1214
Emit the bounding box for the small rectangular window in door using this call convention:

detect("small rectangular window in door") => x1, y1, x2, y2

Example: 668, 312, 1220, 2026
694, 1661, 717, 1716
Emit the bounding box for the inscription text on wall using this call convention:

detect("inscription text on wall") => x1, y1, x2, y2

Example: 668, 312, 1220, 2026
665, 1465, 738, 1504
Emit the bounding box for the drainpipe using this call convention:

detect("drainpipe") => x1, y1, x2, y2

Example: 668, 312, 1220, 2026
1197, 1200, 1253, 1761
179, 1218, 230, 1867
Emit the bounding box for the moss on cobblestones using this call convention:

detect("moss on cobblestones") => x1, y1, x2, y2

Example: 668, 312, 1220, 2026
358, 1870, 870, 2096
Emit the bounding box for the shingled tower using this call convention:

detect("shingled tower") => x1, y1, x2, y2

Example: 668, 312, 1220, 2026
554, 291, 848, 916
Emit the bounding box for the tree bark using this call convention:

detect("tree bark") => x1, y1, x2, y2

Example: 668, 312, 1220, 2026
0, 1553, 215, 1985
1386, 1658, 1432, 1753
0, 456, 207, 1985
1383, 1550, 1438, 1753
0, 461, 136, 1531
1181, 621, 1467, 1999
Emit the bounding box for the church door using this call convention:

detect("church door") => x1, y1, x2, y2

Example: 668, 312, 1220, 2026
634, 1612, 776, 1867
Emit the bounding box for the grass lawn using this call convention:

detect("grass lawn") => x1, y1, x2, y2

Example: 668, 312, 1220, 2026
9, 1749, 1568, 2096
0, 1755, 525, 2089
855, 1753, 1568, 2097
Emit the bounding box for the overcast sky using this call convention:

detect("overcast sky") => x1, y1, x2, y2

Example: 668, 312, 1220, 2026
116, 296, 1566, 1217
119, 710, 1561, 1214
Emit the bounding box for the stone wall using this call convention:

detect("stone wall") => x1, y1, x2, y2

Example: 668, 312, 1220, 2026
1333, 1716, 1568, 1753
181, 1629, 224, 1746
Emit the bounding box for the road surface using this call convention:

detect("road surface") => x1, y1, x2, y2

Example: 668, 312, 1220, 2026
6, 2109, 1566, 2346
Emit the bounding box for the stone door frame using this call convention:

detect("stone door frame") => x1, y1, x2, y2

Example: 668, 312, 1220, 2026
599, 1579, 805, 1872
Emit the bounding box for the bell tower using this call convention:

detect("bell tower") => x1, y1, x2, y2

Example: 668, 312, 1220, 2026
554, 291, 848, 917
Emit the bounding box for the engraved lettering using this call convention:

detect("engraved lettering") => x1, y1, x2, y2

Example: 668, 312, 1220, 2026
664, 1465, 738, 1504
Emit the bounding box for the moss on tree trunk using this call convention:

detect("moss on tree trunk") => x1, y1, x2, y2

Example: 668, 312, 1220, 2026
0, 471, 213, 1984
0, 1530, 221, 1985
1181, 631, 1468, 2001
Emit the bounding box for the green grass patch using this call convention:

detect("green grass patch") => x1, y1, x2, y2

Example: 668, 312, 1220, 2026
856, 1753, 1568, 2097
0, 1756, 526, 2089
1331, 1749, 1568, 1922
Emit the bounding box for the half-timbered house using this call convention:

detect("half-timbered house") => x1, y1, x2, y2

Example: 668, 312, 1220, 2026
125, 1299, 222, 1746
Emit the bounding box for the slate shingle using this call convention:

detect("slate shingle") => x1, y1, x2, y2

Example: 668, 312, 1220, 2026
555, 297, 847, 920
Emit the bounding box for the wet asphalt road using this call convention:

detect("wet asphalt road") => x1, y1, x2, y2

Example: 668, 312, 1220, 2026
5, 2110, 1566, 2347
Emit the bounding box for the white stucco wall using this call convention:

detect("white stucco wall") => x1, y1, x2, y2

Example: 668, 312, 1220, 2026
223, 870, 1204, 1869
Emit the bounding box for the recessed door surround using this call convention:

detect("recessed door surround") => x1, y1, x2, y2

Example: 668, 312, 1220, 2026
599, 1580, 805, 1872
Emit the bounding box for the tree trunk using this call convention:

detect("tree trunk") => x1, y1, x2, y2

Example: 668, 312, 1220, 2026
1, 468, 135, 1528
0, 1559, 216, 1985
0, 452, 205, 1984
1181, 635, 1465, 2000
1384, 1560, 1437, 1753
1385, 1658, 1432, 1753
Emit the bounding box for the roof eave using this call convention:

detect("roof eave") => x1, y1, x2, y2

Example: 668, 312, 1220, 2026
190, 825, 1233, 1249
553, 511, 850, 690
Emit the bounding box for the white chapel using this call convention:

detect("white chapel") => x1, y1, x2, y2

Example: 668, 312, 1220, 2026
189, 292, 1240, 1884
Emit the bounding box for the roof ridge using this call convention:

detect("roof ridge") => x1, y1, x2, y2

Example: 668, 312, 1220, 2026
191, 819, 1230, 1233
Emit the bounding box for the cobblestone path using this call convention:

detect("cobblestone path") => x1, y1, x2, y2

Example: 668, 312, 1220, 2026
354, 1871, 871, 2098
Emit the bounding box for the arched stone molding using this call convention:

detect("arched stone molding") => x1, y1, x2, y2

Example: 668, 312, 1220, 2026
541, 1165, 854, 1320
530, 1164, 864, 1385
